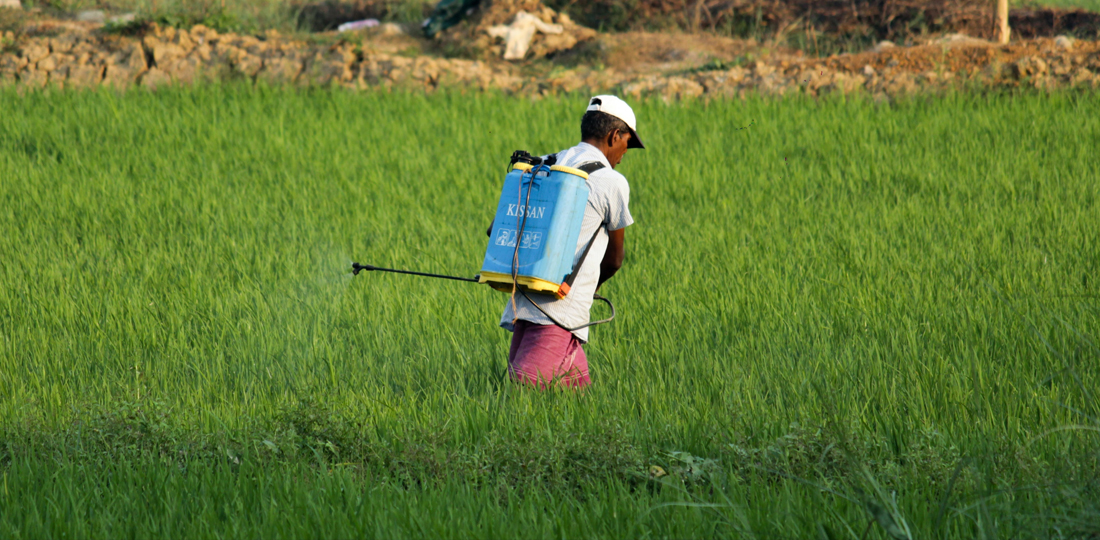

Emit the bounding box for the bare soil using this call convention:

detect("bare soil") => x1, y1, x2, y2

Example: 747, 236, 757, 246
2, 1, 1099, 97
601, 32, 762, 75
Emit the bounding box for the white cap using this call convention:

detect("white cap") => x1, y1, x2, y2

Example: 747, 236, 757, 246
586, 95, 645, 149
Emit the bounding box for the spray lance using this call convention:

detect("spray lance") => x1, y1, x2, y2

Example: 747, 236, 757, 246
351, 151, 616, 332
351, 263, 478, 283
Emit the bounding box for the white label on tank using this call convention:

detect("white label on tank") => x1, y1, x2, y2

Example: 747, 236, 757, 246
495, 229, 542, 250
506, 204, 546, 219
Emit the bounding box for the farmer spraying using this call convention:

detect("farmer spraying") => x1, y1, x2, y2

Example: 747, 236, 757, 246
352, 95, 643, 389
491, 95, 644, 388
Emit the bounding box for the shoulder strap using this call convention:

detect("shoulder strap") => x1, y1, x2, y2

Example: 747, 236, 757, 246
577, 161, 605, 174
562, 227, 602, 290
558, 162, 608, 293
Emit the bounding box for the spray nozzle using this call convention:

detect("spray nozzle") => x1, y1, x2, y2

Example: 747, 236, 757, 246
351, 262, 375, 275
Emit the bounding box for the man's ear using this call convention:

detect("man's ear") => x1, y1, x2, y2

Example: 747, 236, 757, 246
604, 129, 618, 147
608, 129, 623, 147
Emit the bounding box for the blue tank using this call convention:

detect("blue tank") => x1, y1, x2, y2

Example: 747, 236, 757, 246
479, 163, 591, 298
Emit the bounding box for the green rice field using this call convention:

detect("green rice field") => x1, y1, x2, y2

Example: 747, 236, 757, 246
1, 86, 1098, 538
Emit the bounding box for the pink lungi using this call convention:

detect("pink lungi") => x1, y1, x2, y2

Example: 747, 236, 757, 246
508, 320, 591, 389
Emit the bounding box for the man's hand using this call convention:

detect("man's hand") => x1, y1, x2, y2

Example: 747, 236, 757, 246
598, 227, 625, 289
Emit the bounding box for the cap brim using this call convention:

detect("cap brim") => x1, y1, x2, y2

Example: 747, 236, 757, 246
627, 127, 645, 149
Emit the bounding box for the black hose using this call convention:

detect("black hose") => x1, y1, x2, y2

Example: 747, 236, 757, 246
521, 290, 616, 332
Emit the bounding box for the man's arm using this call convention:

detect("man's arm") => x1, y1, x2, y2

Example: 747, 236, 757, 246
597, 228, 625, 289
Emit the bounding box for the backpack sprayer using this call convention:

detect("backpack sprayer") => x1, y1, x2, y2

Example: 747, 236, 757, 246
351, 151, 614, 331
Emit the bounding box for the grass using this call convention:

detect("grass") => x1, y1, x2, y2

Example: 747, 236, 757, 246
1, 86, 1099, 538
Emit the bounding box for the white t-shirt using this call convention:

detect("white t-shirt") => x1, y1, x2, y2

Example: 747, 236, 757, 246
499, 142, 634, 342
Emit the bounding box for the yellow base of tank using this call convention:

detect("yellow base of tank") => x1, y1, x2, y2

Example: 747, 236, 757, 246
479, 271, 563, 296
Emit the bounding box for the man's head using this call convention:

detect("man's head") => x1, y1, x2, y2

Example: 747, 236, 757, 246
581, 95, 644, 169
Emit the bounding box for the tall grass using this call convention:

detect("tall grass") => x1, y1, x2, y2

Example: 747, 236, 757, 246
1, 86, 1098, 537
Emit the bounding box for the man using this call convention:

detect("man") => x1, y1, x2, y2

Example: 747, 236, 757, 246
491, 95, 644, 389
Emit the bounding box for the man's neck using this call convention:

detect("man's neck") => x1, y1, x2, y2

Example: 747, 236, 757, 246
581, 139, 613, 163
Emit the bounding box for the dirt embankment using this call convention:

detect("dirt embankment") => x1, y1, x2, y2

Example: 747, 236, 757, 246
2, 3, 1099, 98
0, 23, 524, 90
